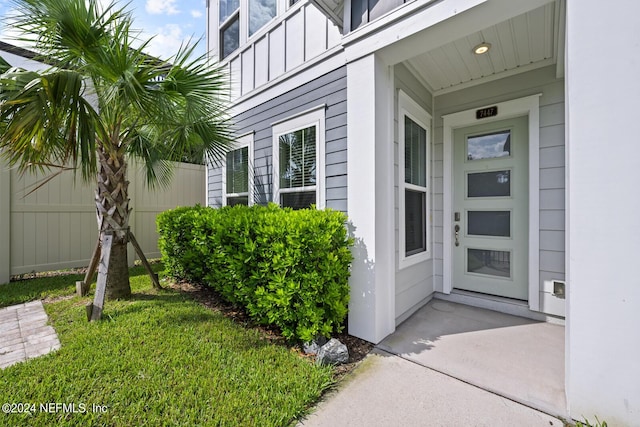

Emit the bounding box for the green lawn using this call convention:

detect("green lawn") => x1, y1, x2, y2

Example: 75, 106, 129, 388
0, 266, 333, 426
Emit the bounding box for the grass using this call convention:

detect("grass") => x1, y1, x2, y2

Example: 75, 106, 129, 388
0, 265, 334, 426
0, 272, 83, 307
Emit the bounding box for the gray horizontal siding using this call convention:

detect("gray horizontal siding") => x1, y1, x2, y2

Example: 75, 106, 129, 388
208, 66, 348, 211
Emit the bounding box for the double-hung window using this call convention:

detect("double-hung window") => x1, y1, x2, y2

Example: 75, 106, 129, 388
273, 107, 325, 209
219, 0, 240, 60
223, 133, 254, 206
399, 90, 431, 268
218, 0, 277, 60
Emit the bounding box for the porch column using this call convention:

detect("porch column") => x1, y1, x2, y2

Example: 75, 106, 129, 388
0, 159, 11, 284
347, 53, 395, 343
566, 0, 640, 424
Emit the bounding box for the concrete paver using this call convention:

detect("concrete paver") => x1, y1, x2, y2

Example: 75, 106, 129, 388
0, 301, 60, 369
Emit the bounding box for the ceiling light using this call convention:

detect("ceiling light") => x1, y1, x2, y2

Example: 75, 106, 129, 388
473, 42, 491, 55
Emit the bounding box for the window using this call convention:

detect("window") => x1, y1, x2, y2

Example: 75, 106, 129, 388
350, 0, 405, 31
219, 0, 240, 59
218, 0, 276, 60
249, 0, 277, 36
399, 90, 431, 268
223, 133, 254, 206
273, 107, 325, 209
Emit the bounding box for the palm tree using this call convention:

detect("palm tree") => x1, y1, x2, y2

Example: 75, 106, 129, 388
0, 0, 232, 299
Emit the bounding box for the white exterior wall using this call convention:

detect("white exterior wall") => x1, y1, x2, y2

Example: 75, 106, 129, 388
566, 0, 640, 424
347, 53, 395, 343
0, 160, 205, 284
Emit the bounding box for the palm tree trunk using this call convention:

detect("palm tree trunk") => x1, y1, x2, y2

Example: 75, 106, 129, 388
96, 148, 131, 299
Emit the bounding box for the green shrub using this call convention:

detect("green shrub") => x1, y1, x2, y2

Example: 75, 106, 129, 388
157, 204, 353, 342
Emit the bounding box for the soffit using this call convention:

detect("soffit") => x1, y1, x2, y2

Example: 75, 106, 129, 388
406, 2, 558, 94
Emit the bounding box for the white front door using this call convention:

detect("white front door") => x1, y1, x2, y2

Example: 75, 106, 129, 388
452, 116, 529, 300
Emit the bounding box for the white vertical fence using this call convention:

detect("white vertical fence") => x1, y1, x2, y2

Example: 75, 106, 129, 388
0, 159, 205, 284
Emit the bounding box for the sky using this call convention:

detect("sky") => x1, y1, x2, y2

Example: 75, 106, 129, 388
0, 0, 208, 60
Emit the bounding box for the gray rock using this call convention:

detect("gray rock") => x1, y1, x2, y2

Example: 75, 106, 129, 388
315, 338, 349, 366
303, 336, 328, 355
303, 341, 320, 355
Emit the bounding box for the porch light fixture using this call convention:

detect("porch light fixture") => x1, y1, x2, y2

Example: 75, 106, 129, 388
473, 42, 491, 55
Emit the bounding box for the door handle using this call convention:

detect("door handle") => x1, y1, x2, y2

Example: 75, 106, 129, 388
454, 224, 460, 247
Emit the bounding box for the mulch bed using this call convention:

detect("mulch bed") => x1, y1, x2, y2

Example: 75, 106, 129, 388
168, 280, 374, 378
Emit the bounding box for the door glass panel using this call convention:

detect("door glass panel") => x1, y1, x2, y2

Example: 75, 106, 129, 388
467, 130, 511, 160
467, 170, 510, 197
467, 249, 511, 278
468, 211, 510, 237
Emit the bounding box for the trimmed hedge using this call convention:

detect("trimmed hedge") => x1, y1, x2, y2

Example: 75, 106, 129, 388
157, 204, 353, 342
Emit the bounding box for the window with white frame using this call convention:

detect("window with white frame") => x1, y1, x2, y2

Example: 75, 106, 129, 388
399, 90, 431, 268
273, 107, 325, 209
218, 0, 277, 60
224, 134, 254, 206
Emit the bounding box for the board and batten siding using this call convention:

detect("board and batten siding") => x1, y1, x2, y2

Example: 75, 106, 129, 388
433, 65, 566, 317
0, 160, 206, 284
214, 1, 342, 102
393, 63, 436, 324
208, 66, 348, 212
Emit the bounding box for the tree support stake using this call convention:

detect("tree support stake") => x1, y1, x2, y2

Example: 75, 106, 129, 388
128, 230, 161, 290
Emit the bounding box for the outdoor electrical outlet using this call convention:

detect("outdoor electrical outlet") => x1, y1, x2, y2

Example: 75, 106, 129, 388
553, 281, 566, 299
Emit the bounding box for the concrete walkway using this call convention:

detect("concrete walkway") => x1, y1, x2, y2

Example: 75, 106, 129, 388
0, 301, 60, 369
299, 300, 567, 426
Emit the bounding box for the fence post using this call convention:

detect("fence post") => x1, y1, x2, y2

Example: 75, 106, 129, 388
0, 160, 11, 284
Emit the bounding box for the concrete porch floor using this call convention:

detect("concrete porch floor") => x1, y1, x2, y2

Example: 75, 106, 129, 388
299, 300, 567, 426
378, 300, 567, 418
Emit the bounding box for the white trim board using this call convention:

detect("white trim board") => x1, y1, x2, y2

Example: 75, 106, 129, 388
398, 89, 433, 270
222, 132, 255, 207
272, 106, 326, 209
442, 94, 541, 312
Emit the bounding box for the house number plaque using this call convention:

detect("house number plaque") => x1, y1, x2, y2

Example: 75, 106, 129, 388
476, 106, 498, 119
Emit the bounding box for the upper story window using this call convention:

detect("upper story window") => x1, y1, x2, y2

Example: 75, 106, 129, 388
249, 0, 277, 36
219, 0, 277, 60
273, 107, 326, 209
350, 0, 405, 31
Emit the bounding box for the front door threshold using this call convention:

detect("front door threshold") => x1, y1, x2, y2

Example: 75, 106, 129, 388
435, 290, 565, 325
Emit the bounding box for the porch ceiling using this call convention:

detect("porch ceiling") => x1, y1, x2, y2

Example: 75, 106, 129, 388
406, 2, 560, 94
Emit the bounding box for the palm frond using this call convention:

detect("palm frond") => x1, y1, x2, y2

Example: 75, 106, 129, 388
0, 67, 100, 179
2, 0, 234, 187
